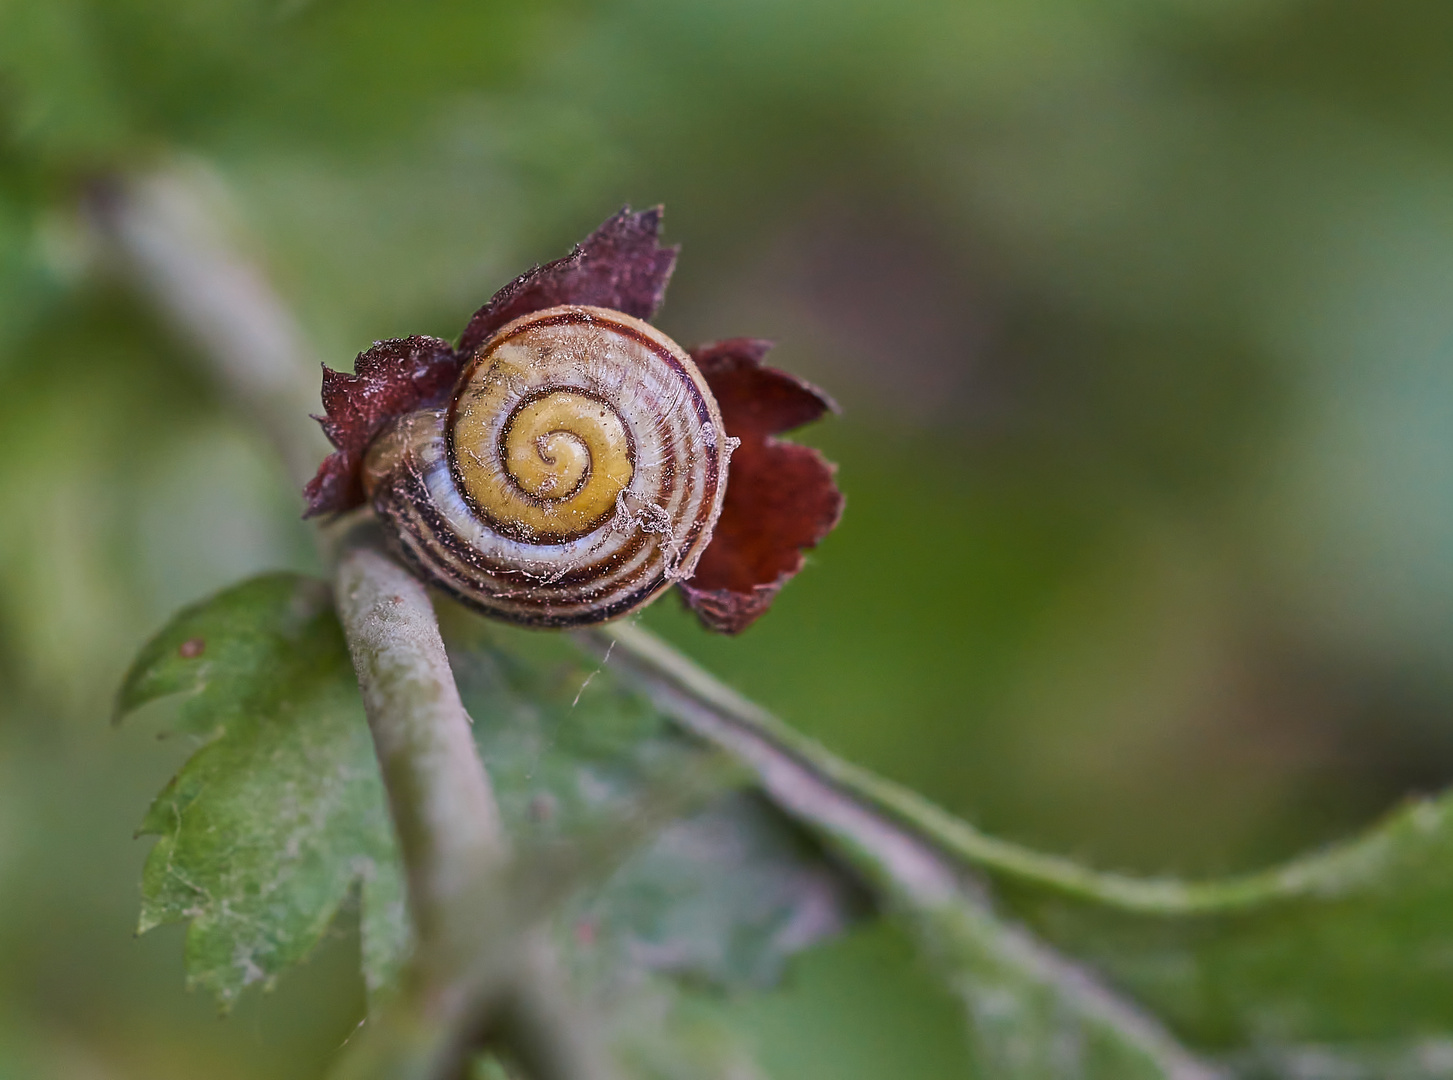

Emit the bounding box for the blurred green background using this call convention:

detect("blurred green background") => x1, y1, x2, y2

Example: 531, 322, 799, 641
3, 0, 1453, 1076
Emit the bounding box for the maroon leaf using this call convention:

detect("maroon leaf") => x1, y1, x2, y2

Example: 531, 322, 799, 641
457, 206, 678, 357
302, 335, 459, 517
680, 340, 844, 634
302, 213, 840, 632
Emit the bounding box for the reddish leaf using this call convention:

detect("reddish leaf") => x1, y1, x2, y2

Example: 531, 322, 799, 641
457, 206, 678, 357
302, 336, 459, 517
303, 214, 840, 632
680, 340, 843, 634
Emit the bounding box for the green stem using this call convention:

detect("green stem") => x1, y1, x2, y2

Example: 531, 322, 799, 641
333, 524, 609, 1080
579, 621, 1223, 1080
583, 621, 1394, 918
95, 163, 608, 1080
334, 523, 506, 952
89, 166, 327, 489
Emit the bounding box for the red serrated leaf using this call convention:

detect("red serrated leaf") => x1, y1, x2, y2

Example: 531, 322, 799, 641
304, 215, 841, 633
680, 340, 844, 634
457, 207, 678, 357
302, 336, 459, 517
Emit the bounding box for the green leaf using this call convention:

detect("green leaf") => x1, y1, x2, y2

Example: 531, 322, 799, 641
1228, 1039, 1453, 1080
442, 613, 867, 1075
988, 792, 1453, 1065
117, 572, 406, 1006
904, 899, 1214, 1080
139, 574, 1445, 1076
119, 576, 862, 1033
590, 976, 775, 1080
574, 792, 867, 989
143, 575, 1443, 1075
445, 614, 865, 992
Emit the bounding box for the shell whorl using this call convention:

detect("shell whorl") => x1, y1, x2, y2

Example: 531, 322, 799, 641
363, 305, 730, 628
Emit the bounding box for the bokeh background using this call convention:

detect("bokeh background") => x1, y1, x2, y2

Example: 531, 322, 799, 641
3, 0, 1453, 1076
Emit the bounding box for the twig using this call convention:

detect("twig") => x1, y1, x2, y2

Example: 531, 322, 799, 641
89, 165, 326, 488
335, 523, 507, 947
93, 162, 607, 1080
581, 620, 1403, 921
332, 523, 610, 1080
578, 621, 1223, 1080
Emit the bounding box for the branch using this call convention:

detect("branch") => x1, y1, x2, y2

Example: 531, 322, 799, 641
580, 620, 1407, 921
334, 523, 506, 946
577, 622, 1222, 1080
88, 165, 327, 489
332, 524, 612, 1080
93, 163, 607, 1080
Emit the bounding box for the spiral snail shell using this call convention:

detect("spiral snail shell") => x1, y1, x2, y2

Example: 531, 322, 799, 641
362, 305, 732, 628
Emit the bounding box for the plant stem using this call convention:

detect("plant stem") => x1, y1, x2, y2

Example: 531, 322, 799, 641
576, 622, 963, 905
332, 524, 610, 1080
579, 622, 1221, 1080
335, 523, 506, 950
94, 163, 606, 1080
88, 165, 327, 489
583, 621, 1415, 920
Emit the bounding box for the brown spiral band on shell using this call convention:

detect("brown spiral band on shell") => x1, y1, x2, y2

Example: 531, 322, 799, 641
363, 305, 730, 628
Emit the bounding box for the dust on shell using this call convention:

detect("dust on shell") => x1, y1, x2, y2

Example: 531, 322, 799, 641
363, 305, 733, 628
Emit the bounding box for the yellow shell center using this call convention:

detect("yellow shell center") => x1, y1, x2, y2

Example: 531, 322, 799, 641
453, 388, 634, 542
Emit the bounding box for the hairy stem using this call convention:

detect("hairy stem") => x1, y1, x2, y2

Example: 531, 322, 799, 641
333, 524, 608, 1080
95, 163, 605, 1080
89, 166, 326, 488
335, 523, 506, 949
583, 621, 1403, 920
579, 622, 1221, 1080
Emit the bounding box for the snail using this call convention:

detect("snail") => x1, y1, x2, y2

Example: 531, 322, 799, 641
305, 208, 843, 633
362, 305, 730, 627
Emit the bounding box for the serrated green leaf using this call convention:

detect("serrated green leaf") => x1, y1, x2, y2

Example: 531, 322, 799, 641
117, 572, 406, 1007
987, 791, 1453, 1061
120, 578, 861, 1031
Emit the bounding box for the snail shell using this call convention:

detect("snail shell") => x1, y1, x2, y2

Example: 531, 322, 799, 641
363, 305, 732, 627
